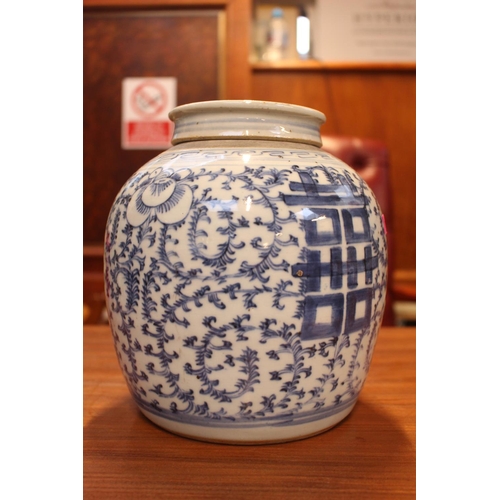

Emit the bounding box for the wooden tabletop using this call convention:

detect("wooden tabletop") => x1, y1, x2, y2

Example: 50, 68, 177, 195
84, 325, 416, 499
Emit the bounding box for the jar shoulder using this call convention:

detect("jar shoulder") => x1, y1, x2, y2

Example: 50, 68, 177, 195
167, 139, 321, 152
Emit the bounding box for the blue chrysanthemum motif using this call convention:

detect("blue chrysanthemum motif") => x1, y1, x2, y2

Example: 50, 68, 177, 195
126, 167, 194, 226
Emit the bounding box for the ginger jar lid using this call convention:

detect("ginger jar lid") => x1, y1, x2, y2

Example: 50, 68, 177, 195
168, 100, 326, 147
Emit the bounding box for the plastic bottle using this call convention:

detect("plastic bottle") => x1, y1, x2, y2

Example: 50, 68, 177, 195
263, 8, 289, 61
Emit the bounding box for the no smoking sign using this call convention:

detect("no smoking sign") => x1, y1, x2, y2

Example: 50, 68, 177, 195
122, 77, 177, 149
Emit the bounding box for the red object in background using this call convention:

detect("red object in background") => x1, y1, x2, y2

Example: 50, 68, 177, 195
126, 121, 171, 146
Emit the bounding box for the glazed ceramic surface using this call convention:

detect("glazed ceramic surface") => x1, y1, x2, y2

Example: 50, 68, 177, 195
104, 101, 387, 444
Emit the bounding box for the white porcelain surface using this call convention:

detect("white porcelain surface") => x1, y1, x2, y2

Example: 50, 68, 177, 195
104, 101, 387, 444
169, 100, 326, 146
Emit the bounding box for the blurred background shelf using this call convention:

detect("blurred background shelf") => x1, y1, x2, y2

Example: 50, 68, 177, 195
251, 60, 416, 71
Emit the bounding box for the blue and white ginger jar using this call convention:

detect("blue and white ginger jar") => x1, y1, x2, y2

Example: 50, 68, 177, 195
104, 100, 388, 444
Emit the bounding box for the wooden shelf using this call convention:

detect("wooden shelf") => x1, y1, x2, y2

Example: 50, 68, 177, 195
393, 269, 416, 302
251, 59, 416, 71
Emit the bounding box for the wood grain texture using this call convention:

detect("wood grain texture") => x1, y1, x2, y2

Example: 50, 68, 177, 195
84, 326, 416, 499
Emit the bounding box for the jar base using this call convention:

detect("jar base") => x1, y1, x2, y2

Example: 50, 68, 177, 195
138, 402, 357, 445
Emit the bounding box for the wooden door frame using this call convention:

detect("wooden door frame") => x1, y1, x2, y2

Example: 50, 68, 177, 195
83, 0, 252, 99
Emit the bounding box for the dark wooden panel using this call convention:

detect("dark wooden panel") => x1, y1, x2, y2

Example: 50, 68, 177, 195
84, 11, 221, 243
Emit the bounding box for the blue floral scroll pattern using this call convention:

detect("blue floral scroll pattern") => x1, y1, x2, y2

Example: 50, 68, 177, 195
104, 148, 387, 428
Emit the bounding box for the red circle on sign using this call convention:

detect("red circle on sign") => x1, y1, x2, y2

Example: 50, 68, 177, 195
130, 80, 168, 119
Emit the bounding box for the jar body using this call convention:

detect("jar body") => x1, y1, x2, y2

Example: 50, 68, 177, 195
104, 104, 387, 444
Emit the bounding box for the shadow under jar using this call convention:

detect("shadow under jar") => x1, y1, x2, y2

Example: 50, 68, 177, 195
104, 100, 388, 444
